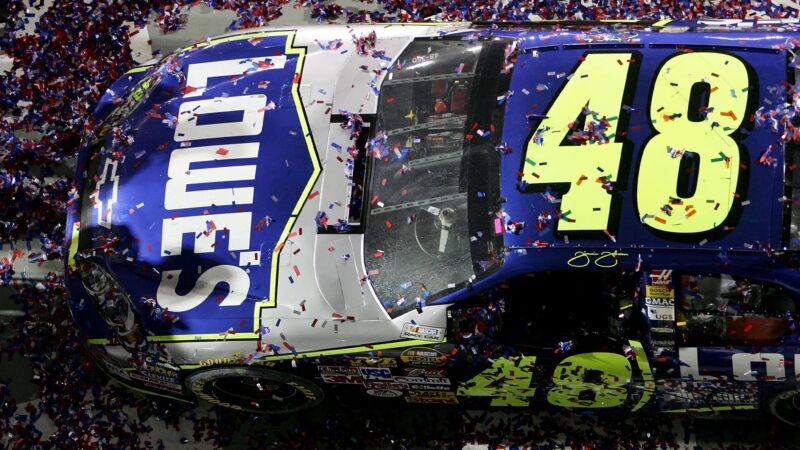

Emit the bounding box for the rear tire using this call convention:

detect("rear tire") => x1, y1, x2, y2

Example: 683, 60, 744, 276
186, 367, 324, 414
767, 385, 800, 427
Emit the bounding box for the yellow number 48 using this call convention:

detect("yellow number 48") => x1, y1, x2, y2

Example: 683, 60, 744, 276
522, 51, 752, 238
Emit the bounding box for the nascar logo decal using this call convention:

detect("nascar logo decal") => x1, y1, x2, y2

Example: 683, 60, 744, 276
141, 31, 318, 339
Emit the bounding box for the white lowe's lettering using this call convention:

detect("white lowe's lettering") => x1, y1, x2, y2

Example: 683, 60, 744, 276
181, 56, 286, 98
156, 58, 267, 311
161, 212, 252, 257
157, 265, 250, 312
164, 143, 259, 210
175, 95, 267, 142
732, 353, 785, 381
680, 348, 792, 382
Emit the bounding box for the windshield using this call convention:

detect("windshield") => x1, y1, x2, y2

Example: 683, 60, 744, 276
364, 37, 510, 317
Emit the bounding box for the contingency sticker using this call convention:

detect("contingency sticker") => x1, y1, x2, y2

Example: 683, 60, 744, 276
645, 297, 675, 321
405, 390, 458, 404
400, 323, 445, 342
400, 347, 448, 367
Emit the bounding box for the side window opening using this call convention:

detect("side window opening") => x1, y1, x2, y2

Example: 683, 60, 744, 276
497, 271, 643, 352
347, 122, 370, 225
677, 273, 797, 346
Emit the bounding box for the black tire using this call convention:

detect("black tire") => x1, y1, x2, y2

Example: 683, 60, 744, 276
767, 385, 800, 427
185, 367, 324, 414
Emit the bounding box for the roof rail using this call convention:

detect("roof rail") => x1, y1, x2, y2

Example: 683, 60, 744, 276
470, 20, 658, 28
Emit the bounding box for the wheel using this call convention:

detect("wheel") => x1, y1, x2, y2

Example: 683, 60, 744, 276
186, 367, 324, 414
767, 385, 800, 427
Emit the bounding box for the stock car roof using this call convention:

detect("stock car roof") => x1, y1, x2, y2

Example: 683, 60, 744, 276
65, 21, 798, 346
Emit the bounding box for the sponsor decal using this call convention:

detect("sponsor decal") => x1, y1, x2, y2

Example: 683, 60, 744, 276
645, 284, 673, 299
400, 323, 445, 342
350, 357, 398, 368
659, 378, 759, 406
650, 327, 675, 333
129, 372, 183, 394
321, 374, 363, 385
200, 357, 240, 367
645, 298, 674, 307
366, 389, 404, 398
139, 362, 179, 379
362, 381, 409, 390
92, 158, 120, 229
319, 366, 359, 375
109, 31, 321, 341
405, 390, 458, 405
319, 374, 408, 390
129, 361, 183, 394
359, 367, 393, 381
679, 348, 800, 382
400, 347, 448, 367
394, 376, 450, 386
648, 269, 673, 286
645, 297, 675, 321
649, 339, 676, 348
409, 384, 452, 391
87, 347, 132, 380
404, 368, 447, 378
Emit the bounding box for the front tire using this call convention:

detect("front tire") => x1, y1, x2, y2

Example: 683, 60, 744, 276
186, 367, 324, 414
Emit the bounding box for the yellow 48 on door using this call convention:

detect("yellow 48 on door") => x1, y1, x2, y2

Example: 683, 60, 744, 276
521, 51, 752, 236
456, 341, 654, 410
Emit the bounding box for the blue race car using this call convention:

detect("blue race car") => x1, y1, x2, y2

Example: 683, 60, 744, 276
65, 19, 800, 423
